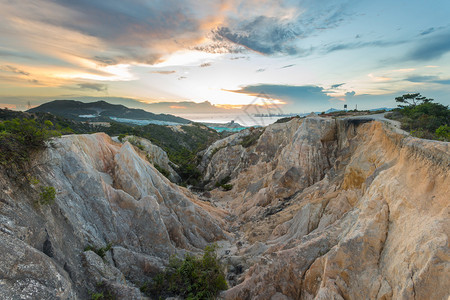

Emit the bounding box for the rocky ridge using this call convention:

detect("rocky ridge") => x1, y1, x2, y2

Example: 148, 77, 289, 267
0, 115, 448, 299
204, 116, 449, 300
0, 133, 226, 299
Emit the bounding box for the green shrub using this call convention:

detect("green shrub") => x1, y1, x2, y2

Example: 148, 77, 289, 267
38, 186, 56, 205
387, 97, 450, 141
84, 243, 112, 259
90, 292, 105, 300
435, 124, 450, 141
215, 176, 232, 191
154, 163, 171, 179
89, 282, 115, 300
118, 133, 127, 142
0, 118, 60, 175
221, 184, 233, 191
142, 244, 227, 299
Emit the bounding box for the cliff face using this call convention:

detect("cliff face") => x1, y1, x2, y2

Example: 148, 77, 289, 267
121, 135, 181, 183
204, 116, 449, 300
0, 133, 226, 299
1, 116, 448, 300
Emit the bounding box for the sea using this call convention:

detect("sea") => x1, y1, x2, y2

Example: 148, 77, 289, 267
177, 113, 284, 127
105, 114, 286, 132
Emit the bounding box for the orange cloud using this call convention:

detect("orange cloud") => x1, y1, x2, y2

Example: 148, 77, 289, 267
169, 105, 187, 109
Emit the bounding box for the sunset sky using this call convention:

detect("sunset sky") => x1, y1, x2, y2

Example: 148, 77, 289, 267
0, 0, 449, 116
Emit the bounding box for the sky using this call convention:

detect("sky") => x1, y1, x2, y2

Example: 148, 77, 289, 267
0, 0, 449, 117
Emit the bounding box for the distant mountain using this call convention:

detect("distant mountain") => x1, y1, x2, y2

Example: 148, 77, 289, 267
28, 100, 191, 124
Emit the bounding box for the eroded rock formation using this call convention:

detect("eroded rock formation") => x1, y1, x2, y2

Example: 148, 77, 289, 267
0, 133, 226, 299
204, 117, 449, 300
0, 115, 448, 299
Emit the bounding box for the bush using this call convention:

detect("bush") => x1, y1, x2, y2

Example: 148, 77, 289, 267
221, 184, 233, 191
215, 176, 233, 191
38, 186, 56, 205
0, 118, 60, 175
118, 133, 127, 142
387, 98, 450, 140
435, 124, 450, 141
89, 282, 115, 300
142, 244, 227, 299
153, 163, 171, 179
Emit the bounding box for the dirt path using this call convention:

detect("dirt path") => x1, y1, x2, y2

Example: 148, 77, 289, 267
343, 112, 409, 135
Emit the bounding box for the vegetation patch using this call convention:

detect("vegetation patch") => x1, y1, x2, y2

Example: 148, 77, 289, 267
89, 282, 115, 300
240, 129, 264, 148
275, 116, 300, 123
38, 186, 56, 205
215, 176, 233, 191
84, 243, 113, 259
0, 109, 224, 186
141, 244, 227, 300
153, 163, 171, 179
386, 93, 449, 141
210, 145, 226, 157
0, 117, 62, 181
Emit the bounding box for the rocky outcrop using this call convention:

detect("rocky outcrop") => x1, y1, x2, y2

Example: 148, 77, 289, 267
203, 117, 449, 300
121, 135, 181, 183
0, 133, 226, 299
1, 115, 448, 299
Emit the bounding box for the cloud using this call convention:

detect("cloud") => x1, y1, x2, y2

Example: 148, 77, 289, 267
211, 1, 351, 56
405, 75, 450, 85
229, 56, 248, 60
213, 17, 300, 55
77, 83, 108, 92
0, 65, 30, 76
226, 84, 336, 111
151, 70, 176, 74
419, 26, 445, 36
324, 39, 407, 54
408, 31, 450, 61
281, 64, 295, 69
420, 27, 437, 36
331, 83, 345, 89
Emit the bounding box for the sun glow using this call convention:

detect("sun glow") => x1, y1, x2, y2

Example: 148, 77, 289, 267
152, 50, 223, 67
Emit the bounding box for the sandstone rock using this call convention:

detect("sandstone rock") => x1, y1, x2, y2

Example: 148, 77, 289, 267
0, 133, 227, 298
121, 135, 181, 183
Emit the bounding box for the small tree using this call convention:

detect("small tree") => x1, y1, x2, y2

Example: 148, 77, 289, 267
395, 93, 433, 108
